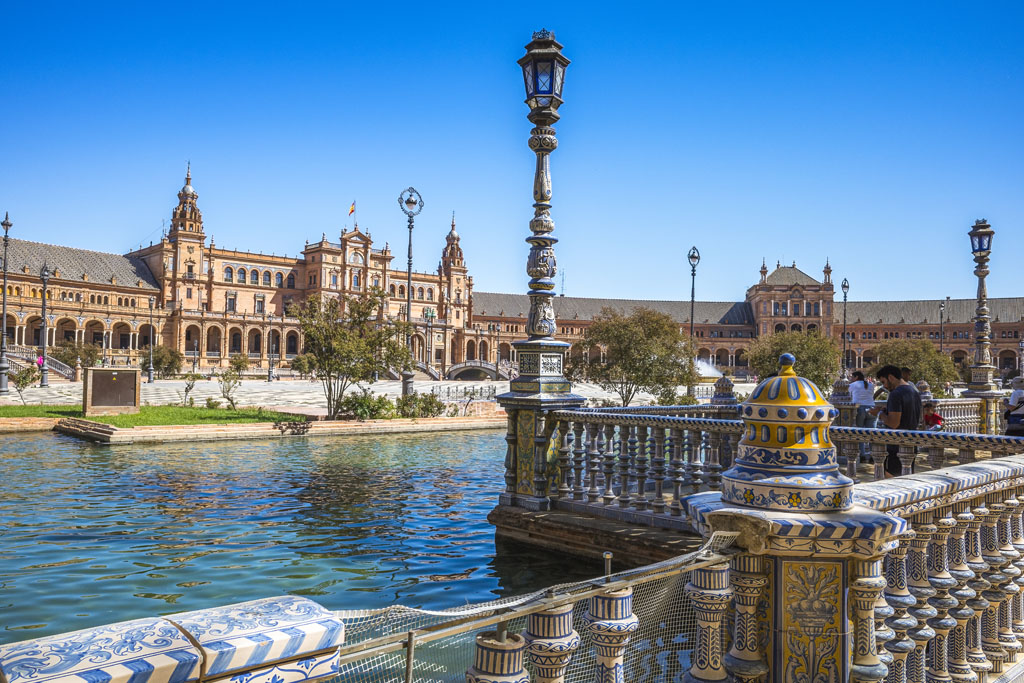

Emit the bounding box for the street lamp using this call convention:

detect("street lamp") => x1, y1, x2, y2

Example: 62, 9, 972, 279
841, 278, 850, 372
687, 246, 700, 396
425, 307, 436, 372
267, 316, 276, 382
0, 212, 11, 395
39, 263, 51, 387
964, 218, 1000, 432
192, 338, 199, 373
147, 296, 155, 383
939, 297, 947, 354
398, 187, 423, 396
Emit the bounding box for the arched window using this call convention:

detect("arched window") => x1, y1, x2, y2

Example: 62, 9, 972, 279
90, 294, 95, 304
251, 270, 259, 285
76, 293, 82, 302
352, 272, 360, 289
224, 267, 233, 282
390, 284, 396, 296
237, 268, 246, 283
130, 299, 136, 307
349, 252, 364, 264
417, 287, 424, 300
372, 277, 380, 289
104, 296, 109, 305
398, 285, 405, 297
286, 273, 295, 289
427, 288, 433, 300
263, 271, 271, 286
275, 272, 283, 287
118, 297, 123, 306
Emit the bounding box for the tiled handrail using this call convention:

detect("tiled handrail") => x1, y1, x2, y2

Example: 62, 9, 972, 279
0, 596, 344, 683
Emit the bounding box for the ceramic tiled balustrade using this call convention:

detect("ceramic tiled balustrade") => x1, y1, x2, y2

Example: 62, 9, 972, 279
0, 597, 344, 683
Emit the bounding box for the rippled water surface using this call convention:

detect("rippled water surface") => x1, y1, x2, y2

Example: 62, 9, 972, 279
0, 431, 599, 641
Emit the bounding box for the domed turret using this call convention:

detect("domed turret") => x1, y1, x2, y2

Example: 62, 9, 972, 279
720, 353, 853, 511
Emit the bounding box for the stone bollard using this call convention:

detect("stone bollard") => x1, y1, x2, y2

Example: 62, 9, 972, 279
585, 588, 639, 683
523, 603, 580, 683
466, 630, 529, 683
73, 356, 82, 382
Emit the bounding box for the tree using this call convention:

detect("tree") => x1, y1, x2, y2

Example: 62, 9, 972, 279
566, 306, 697, 406
180, 371, 203, 406
868, 339, 959, 393
294, 290, 412, 419
50, 341, 102, 369
229, 353, 250, 374
140, 345, 184, 378
11, 366, 39, 405
747, 330, 841, 393
218, 369, 242, 409
289, 353, 315, 378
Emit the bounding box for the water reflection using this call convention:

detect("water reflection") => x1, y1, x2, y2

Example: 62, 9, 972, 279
0, 431, 599, 641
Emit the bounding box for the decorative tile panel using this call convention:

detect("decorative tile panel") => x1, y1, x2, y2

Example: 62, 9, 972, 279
516, 411, 536, 495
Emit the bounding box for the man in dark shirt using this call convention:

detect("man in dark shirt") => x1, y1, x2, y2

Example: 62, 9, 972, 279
870, 365, 922, 477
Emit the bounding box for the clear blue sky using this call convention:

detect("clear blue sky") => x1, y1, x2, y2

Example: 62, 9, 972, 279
2, 2, 1022, 304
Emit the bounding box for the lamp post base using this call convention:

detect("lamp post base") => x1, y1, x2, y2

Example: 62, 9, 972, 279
401, 370, 415, 397
0, 352, 8, 394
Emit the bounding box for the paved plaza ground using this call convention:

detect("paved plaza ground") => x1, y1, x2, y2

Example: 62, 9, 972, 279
0, 377, 750, 413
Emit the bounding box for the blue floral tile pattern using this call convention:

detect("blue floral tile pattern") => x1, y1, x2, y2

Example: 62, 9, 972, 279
168, 597, 344, 679
0, 618, 200, 683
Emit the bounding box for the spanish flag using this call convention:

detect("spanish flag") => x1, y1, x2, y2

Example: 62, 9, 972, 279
348, 201, 356, 216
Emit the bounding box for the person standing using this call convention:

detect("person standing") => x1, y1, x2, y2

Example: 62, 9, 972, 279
870, 365, 922, 477
849, 371, 877, 461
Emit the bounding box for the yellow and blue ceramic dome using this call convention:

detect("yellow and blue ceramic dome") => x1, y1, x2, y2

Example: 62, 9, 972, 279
720, 353, 853, 511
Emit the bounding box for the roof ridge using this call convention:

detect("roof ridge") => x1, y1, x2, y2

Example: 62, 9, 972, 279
9, 237, 141, 260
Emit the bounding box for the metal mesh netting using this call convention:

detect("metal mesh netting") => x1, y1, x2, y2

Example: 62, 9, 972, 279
330, 533, 737, 683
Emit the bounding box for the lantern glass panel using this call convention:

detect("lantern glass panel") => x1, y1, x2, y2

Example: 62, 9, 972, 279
554, 63, 565, 97
971, 235, 981, 253
982, 234, 991, 250
535, 60, 553, 94
523, 62, 535, 97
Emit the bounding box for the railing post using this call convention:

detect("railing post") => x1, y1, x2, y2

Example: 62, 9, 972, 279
682, 563, 731, 683
523, 604, 580, 683
502, 409, 518, 498
906, 515, 938, 683
634, 425, 649, 511
651, 426, 666, 514
585, 422, 601, 503
601, 424, 616, 506
925, 507, 958, 682
1011, 485, 1024, 640
557, 419, 573, 500
466, 629, 529, 683
843, 440, 859, 482
884, 531, 918, 683
571, 421, 586, 500
585, 588, 640, 683
705, 431, 722, 492
850, 557, 889, 683
947, 501, 977, 683
897, 444, 916, 477
686, 429, 700, 495
964, 498, 994, 679
871, 442, 888, 482
981, 494, 1008, 672
669, 427, 684, 516
723, 554, 767, 683
997, 491, 1022, 663
616, 425, 633, 508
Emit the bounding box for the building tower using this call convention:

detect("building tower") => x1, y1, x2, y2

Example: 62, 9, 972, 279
166, 164, 207, 311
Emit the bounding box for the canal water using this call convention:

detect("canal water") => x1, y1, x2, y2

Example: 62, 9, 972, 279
0, 430, 600, 642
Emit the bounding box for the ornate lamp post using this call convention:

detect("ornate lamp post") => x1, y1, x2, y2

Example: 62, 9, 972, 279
0, 212, 11, 395
147, 296, 155, 383
267, 316, 275, 382
498, 29, 583, 511
939, 297, 946, 354
398, 187, 423, 396
964, 219, 1000, 432
425, 307, 436, 372
841, 278, 850, 371
192, 338, 199, 374
687, 246, 700, 395
39, 263, 50, 387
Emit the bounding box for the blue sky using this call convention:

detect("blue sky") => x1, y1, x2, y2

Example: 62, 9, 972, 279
2, 2, 1022, 304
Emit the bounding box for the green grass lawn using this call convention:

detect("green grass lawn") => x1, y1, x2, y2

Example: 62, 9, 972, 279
0, 404, 306, 428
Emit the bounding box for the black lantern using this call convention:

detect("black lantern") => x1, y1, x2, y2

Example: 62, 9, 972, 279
687, 246, 700, 270
968, 218, 994, 255
841, 278, 850, 296
518, 29, 570, 123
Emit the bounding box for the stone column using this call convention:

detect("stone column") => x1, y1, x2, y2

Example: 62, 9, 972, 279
585, 587, 641, 683
523, 604, 580, 683
681, 564, 731, 683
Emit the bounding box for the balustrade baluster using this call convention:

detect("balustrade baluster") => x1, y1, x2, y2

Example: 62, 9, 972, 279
727, 433, 740, 471
997, 492, 1022, 662
687, 430, 702, 495
705, 431, 722, 492
874, 581, 894, 672
884, 532, 918, 683
651, 427, 666, 514
585, 588, 640, 683
533, 414, 550, 499
906, 516, 938, 683
586, 423, 602, 503
634, 426, 649, 511
959, 448, 976, 464
981, 494, 1008, 672
523, 603, 580, 683
965, 497, 994, 679
927, 447, 945, 472
851, 557, 889, 683
557, 419, 573, 500
844, 440, 859, 482
872, 442, 888, 482
926, 507, 958, 682
669, 427, 684, 516
947, 501, 978, 683
897, 444, 916, 477
1012, 485, 1024, 639
682, 563, 731, 683
724, 554, 768, 683
616, 425, 634, 509
503, 410, 517, 494
601, 424, 616, 506
571, 421, 586, 501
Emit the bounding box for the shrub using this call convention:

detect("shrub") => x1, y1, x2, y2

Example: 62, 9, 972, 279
205, 397, 222, 409
339, 388, 395, 421
142, 345, 184, 378
50, 341, 101, 369
396, 392, 447, 418
11, 366, 40, 405
229, 354, 249, 374
181, 372, 203, 406
218, 369, 242, 409
289, 353, 315, 378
